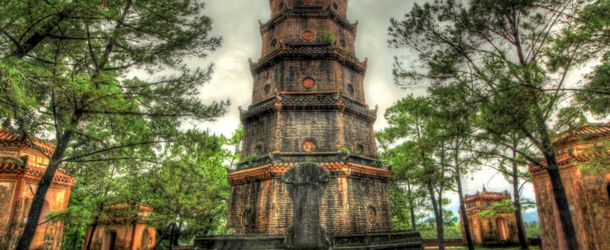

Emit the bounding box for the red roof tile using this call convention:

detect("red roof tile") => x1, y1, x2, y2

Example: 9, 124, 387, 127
0, 128, 55, 155
554, 123, 610, 145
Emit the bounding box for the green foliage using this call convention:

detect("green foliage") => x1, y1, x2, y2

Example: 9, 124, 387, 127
325, 32, 336, 45
378, 95, 457, 243
388, 182, 427, 230
59, 129, 241, 249
479, 199, 516, 218
0, 0, 229, 247
143, 130, 234, 246
417, 209, 462, 239
578, 140, 610, 174
387, 1, 608, 247
525, 221, 541, 238
548, 0, 610, 116
577, 57, 610, 115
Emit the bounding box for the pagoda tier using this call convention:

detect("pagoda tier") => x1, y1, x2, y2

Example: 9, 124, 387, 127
239, 92, 377, 158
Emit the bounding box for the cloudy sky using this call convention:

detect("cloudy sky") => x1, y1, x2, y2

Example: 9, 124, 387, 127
190, 0, 538, 221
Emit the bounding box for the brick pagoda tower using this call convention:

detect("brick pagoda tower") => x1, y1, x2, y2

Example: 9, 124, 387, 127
530, 123, 609, 250
198, 1, 422, 249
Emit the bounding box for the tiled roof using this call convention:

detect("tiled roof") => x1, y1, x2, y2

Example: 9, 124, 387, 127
464, 190, 511, 201
529, 123, 609, 173
554, 123, 610, 145
0, 128, 55, 155
0, 156, 74, 186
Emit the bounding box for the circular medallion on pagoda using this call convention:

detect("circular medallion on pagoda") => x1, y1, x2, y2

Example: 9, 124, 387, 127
303, 140, 316, 152
303, 78, 316, 89
303, 31, 316, 41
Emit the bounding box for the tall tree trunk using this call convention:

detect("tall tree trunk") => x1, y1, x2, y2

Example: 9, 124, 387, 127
16, 115, 80, 250
437, 187, 445, 250
456, 170, 474, 250
203, 217, 215, 235
408, 196, 417, 232
172, 221, 184, 247
169, 228, 174, 250
437, 143, 446, 250
512, 147, 529, 250
428, 183, 444, 250
547, 164, 578, 250
406, 179, 417, 231
85, 165, 114, 250
533, 112, 578, 250
169, 222, 178, 250
154, 224, 173, 250
84, 220, 99, 250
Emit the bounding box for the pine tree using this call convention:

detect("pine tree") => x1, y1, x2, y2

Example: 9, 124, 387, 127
0, 1, 228, 248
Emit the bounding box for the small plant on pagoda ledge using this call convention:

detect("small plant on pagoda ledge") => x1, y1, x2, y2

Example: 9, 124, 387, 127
325, 32, 336, 45
340, 146, 351, 154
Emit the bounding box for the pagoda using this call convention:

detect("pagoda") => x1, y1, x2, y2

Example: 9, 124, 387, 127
197, 1, 422, 249
461, 187, 519, 246
0, 125, 74, 250
529, 123, 610, 250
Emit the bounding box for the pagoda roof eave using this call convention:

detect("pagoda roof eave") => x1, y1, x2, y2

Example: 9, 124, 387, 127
261, 6, 356, 34
553, 123, 610, 145
239, 92, 377, 122
0, 128, 55, 155
0, 156, 75, 186
250, 47, 367, 74
228, 161, 391, 185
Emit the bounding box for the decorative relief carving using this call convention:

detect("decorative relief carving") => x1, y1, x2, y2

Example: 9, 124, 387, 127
270, 38, 278, 49
347, 84, 354, 96
367, 205, 377, 225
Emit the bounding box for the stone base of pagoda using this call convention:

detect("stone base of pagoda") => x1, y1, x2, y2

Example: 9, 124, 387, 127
225, 159, 394, 235
195, 231, 424, 250
196, 155, 423, 250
